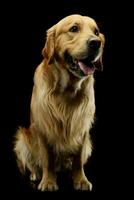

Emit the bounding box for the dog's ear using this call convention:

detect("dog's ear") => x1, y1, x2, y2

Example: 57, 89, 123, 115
42, 26, 55, 65
95, 33, 105, 71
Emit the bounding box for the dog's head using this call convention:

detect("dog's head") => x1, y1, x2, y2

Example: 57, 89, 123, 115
42, 14, 105, 78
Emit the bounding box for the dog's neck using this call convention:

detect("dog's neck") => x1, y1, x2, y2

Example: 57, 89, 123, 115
43, 57, 94, 98
44, 62, 93, 101
53, 59, 89, 94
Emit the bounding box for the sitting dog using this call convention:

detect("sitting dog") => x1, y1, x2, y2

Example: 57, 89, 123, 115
14, 14, 105, 191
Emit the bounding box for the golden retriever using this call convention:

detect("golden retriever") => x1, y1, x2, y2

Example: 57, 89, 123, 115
14, 14, 105, 191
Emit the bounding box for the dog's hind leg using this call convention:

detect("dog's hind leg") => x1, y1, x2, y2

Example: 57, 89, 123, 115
13, 127, 39, 181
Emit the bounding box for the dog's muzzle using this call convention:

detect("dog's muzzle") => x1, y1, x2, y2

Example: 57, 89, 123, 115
64, 40, 102, 77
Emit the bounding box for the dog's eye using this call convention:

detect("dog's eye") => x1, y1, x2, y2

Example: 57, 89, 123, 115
94, 28, 99, 36
69, 25, 79, 32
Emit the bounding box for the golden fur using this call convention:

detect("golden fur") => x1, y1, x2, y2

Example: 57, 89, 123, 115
14, 14, 105, 191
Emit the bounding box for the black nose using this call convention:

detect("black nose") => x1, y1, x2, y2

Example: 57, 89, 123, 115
89, 40, 101, 51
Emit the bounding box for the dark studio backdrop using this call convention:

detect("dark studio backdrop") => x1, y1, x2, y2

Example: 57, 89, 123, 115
0, 0, 117, 197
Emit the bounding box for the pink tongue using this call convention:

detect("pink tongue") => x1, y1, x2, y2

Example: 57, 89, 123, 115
78, 61, 95, 75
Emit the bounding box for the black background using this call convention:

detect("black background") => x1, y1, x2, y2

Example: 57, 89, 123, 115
0, 0, 126, 197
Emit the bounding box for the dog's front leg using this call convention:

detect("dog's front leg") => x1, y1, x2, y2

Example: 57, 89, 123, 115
38, 138, 58, 191
72, 146, 92, 191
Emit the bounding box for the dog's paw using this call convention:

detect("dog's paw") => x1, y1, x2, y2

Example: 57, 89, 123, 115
38, 179, 59, 191
74, 179, 92, 191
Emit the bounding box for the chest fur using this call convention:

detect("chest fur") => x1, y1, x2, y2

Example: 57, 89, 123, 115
32, 69, 95, 153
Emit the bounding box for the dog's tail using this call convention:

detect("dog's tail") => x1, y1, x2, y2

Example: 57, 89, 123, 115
13, 127, 33, 174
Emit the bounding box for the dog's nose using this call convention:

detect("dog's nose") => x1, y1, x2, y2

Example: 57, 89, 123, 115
89, 40, 101, 51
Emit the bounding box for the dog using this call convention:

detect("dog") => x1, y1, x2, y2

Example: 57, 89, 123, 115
14, 14, 105, 191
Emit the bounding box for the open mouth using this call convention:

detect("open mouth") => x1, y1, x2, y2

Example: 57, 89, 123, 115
73, 58, 95, 75
64, 52, 97, 77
